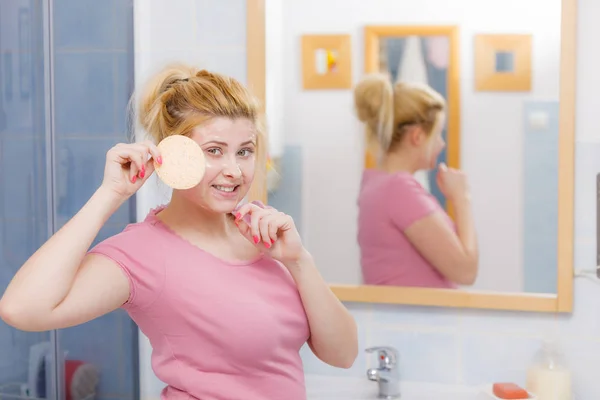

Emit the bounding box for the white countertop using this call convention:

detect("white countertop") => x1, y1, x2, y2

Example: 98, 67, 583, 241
305, 375, 510, 400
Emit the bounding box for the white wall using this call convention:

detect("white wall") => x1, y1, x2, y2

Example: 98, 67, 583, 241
281, 0, 562, 291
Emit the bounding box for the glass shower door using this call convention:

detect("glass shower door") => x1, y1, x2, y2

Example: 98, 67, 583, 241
0, 0, 59, 398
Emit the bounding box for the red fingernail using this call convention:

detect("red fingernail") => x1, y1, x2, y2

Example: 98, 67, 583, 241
131, 176, 137, 183
264, 242, 271, 249
253, 236, 259, 244
271, 239, 275, 244
235, 212, 242, 220
139, 171, 145, 179
157, 156, 162, 165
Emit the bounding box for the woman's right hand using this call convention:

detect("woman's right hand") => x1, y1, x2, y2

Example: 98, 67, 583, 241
101, 141, 162, 200
436, 162, 470, 202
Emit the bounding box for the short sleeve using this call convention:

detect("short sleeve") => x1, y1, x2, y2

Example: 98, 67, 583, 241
388, 175, 440, 231
88, 223, 166, 310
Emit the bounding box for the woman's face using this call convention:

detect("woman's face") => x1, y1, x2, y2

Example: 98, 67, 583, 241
179, 117, 257, 213
418, 112, 446, 170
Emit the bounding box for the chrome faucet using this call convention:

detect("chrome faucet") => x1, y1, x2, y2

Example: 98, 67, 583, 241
365, 346, 400, 399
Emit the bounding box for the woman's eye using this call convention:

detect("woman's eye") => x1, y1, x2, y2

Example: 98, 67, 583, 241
207, 148, 222, 156
238, 148, 254, 157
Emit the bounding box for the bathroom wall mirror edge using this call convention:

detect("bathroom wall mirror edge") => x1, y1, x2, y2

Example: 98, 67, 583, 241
326, 0, 576, 313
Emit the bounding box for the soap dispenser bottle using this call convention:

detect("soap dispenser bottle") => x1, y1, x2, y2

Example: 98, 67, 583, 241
526, 340, 572, 400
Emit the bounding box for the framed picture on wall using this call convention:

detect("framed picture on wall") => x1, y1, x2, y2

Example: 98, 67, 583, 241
301, 34, 352, 90
474, 33, 532, 92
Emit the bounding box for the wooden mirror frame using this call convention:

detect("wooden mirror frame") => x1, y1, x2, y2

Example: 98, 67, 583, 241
249, 0, 576, 313
330, 0, 576, 313
247, 0, 267, 204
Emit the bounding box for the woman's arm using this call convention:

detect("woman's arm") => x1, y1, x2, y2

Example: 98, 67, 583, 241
0, 142, 159, 331
234, 202, 358, 369
404, 195, 478, 285
0, 187, 130, 331
284, 251, 358, 369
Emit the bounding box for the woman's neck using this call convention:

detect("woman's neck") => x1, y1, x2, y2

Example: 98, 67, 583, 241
158, 192, 234, 238
379, 150, 419, 174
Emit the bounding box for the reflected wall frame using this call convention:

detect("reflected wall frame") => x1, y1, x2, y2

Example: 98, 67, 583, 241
330, 0, 576, 313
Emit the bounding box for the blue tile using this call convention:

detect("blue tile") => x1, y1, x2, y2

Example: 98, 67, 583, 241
268, 146, 303, 236
522, 101, 559, 293
113, 0, 135, 52
53, 52, 122, 136
60, 310, 128, 395
0, 219, 49, 290
0, 54, 47, 136
115, 52, 134, 138
54, 137, 131, 224
120, 314, 138, 397
53, 0, 122, 50
0, 136, 49, 221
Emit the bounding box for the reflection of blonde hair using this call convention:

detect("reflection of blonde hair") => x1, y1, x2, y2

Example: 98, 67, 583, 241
136, 63, 265, 169
353, 73, 445, 155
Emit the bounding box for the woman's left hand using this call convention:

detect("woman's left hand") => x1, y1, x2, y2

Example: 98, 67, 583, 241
234, 202, 304, 265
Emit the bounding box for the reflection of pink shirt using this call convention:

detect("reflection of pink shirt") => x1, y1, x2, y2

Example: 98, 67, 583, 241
357, 170, 456, 289
88, 206, 310, 400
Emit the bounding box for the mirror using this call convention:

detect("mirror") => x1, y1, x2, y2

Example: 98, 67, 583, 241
263, 0, 576, 312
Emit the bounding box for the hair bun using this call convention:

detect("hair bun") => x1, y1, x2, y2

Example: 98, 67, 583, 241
353, 73, 393, 125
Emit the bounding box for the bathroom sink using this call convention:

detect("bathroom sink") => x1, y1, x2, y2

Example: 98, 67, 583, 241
305, 375, 484, 400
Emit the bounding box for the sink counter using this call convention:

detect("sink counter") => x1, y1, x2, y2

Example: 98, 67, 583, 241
305, 375, 491, 400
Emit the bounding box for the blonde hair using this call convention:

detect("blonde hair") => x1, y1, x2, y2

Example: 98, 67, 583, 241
353, 73, 446, 155
135, 63, 265, 173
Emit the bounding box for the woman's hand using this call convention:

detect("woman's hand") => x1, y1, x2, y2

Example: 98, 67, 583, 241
436, 162, 470, 202
101, 141, 162, 201
234, 202, 305, 266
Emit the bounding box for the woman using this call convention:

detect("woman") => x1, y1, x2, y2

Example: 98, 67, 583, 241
0, 64, 358, 399
353, 73, 478, 288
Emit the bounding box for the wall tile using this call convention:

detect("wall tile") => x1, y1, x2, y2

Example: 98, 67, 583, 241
522, 101, 560, 293
0, 136, 48, 221
268, 145, 304, 236
53, 0, 120, 50
460, 334, 541, 386
60, 310, 134, 395
369, 328, 459, 384
371, 304, 460, 328
459, 308, 559, 337
54, 137, 130, 224
53, 52, 122, 136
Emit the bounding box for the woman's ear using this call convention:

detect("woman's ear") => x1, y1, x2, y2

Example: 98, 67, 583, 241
407, 125, 425, 146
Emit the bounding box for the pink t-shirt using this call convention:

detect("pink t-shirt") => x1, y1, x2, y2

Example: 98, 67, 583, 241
88, 206, 310, 400
357, 170, 456, 289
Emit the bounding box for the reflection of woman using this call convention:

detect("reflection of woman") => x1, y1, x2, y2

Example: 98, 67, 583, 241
353, 74, 478, 288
